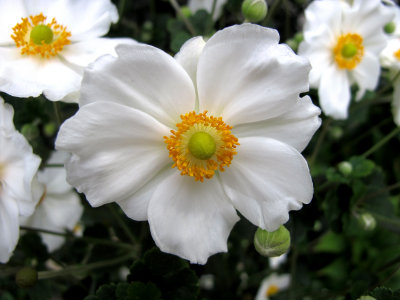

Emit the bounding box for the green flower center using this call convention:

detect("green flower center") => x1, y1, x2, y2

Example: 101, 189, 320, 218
341, 43, 358, 59
188, 132, 216, 160
30, 24, 53, 45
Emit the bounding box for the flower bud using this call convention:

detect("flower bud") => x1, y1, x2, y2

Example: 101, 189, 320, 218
357, 296, 376, 300
358, 213, 376, 231
338, 161, 352, 176
15, 267, 38, 288
21, 124, 39, 141
254, 225, 290, 257
329, 126, 343, 139
384, 22, 396, 34
242, 0, 268, 23
43, 122, 57, 137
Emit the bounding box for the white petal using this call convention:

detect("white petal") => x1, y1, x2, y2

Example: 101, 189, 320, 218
56, 102, 171, 208
61, 38, 137, 67
0, 197, 19, 263
79, 44, 196, 128
220, 137, 313, 232
318, 64, 351, 119
0, 131, 41, 216
148, 172, 239, 264
0, 98, 16, 133
0, 48, 82, 101
175, 36, 206, 89
352, 51, 380, 101
0, 0, 26, 45
197, 24, 310, 126
23, 0, 118, 41
255, 273, 290, 300
233, 96, 321, 152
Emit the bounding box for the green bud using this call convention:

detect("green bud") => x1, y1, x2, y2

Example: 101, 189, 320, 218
180, 6, 192, 18
329, 126, 343, 140
294, 32, 304, 44
357, 296, 376, 300
242, 0, 268, 23
43, 122, 57, 137
15, 267, 38, 288
384, 21, 396, 34
358, 213, 376, 231
338, 161, 352, 176
21, 124, 39, 141
254, 225, 290, 257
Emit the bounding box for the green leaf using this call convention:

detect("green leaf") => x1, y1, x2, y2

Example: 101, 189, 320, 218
116, 282, 161, 300
350, 156, 375, 178
369, 286, 400, 300
314, 231, 346, 253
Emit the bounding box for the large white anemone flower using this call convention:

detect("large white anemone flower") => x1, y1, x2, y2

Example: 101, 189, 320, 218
20, 151, 83, 252
0, 0, 136, 102
56, 24, 321, 264
0, 97, 41, 263
255, 273, 290, 300
298, 0, 394, 119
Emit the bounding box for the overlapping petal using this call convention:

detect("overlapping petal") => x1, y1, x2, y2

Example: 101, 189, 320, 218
56, 102, 171, 207
197, 24, 310, 126
0, 0, 26, 45
148, 171, 239, 264
80, 44, 196, 127
219, 137, 313, 232
0, 197, 19, 263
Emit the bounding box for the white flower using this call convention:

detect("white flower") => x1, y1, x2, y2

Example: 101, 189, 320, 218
188, 0, 227, 20
20, 151, 83, 252
0, 97, 41, 263
56, 23, 321, 264
255, 273, 290, 300
0, 0, 136, 102
298, 0, 394, 119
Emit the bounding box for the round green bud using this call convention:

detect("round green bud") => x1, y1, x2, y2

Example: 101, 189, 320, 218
357, 296, 376, 300
329, 126, 343, 139
254, 225, 290, 257
30, 25, 53, 45
180, 6, 192, 18
21, 124, 39, 141
341, 43, 358, 58
338, 161, 353, 176
15, 267, 38, 288
242, 0, 268, 23
384, 22, 396, 34
358, 213, 376, 231
43, 122, 57, 137
188, 132, 216, 160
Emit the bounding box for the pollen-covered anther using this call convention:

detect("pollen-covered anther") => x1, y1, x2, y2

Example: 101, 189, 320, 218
394, 49, 400, 61
333, 33, 364, 69
11, 13, 71, 58
164, 111, 239, 181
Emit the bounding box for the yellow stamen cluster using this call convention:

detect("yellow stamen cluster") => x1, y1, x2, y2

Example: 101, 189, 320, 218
333, 33, 364, 70
266, 284, 280, 297
164, 111, 239, 182
394, 49, 400, 61
11, 13, 71, 58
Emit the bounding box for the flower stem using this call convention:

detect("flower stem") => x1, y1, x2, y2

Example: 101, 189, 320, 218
168, 0, 197, 36
361, 126, 400, 158
38, 252, 135, 280
109, 204, 139, 246
53, 102, 62, 126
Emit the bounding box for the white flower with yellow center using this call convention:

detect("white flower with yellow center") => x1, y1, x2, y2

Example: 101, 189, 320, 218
20, 151, 83, 252
0, 0, 136, 102
255, 273, 290, 300
56, 24, 321, 264
0, 97, 41, 263
298, 0, 394, 119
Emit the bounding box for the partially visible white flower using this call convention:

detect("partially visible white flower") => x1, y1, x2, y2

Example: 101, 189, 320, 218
56, 24, 321, 264
269, 253, 287, 270
255, 273, 290, 300
0, 0, 136, 102
0, 97, 41, 263
298, 0, 394, 119
381, 3, 400, 125
188, 0, 228, 20
199, 274, 215, 290
20, 151, 83, 252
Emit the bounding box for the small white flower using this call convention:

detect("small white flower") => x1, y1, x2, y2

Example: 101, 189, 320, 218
188, 0, 227, 20
20, 151, 83, 252
298, 0, 394, 119
56, 24, 321, 264
255, 273, 290, 300
0, 97, 41, 263
0, 0, 136, 102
